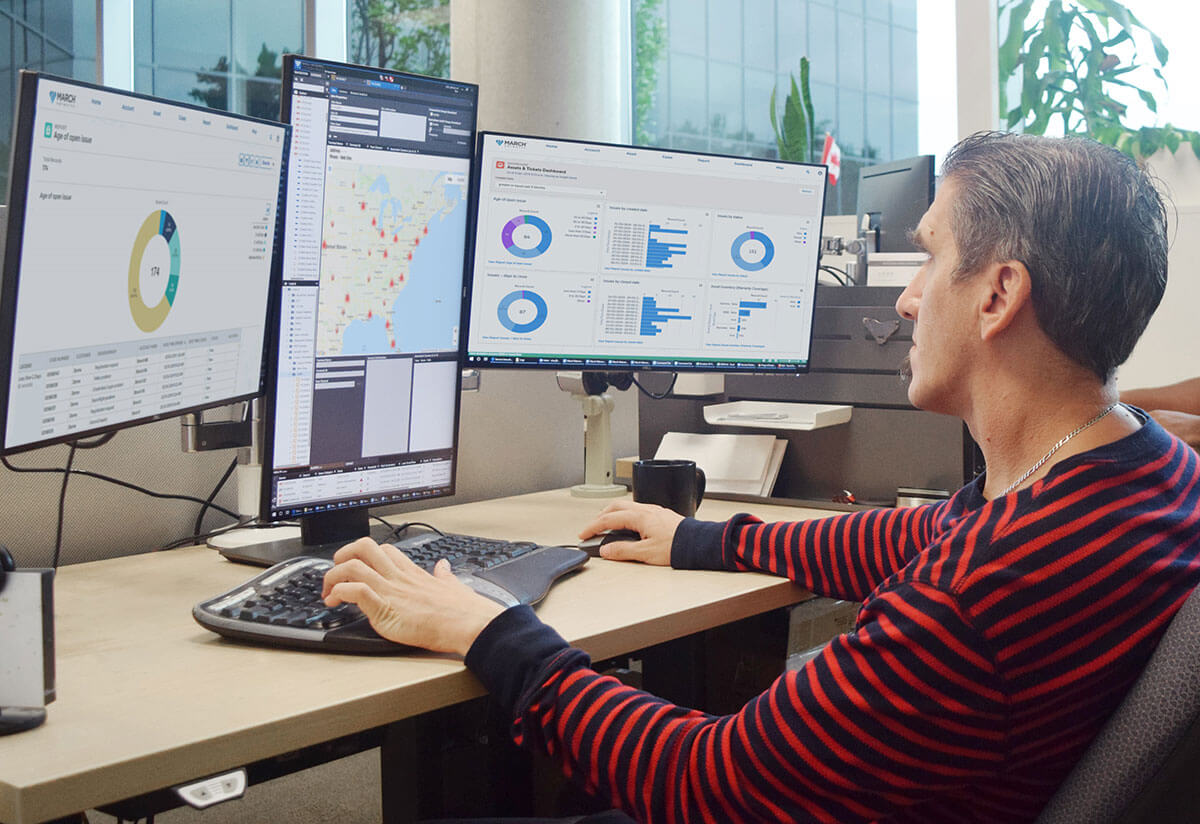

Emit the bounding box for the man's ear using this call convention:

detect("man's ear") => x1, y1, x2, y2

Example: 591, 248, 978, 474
979, 260, 1032, 341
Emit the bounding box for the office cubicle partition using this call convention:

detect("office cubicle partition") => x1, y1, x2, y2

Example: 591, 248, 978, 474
638, 286, 981, 508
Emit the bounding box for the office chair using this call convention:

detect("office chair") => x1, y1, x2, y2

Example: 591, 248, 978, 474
1034, 584, 1200, 823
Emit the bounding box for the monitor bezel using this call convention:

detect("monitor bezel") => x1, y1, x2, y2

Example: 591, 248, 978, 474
463, 130, 829, 378
257, 54, 479, 527
0, 70, 291, 456
855, 154, 935, 254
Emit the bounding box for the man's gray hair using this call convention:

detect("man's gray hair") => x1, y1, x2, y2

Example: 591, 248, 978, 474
941, 131, 1168, 381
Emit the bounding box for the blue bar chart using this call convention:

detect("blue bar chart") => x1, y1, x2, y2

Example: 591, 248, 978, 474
645, 224, 688, 268
736, 300, 767, 337
640, 295, 692, 336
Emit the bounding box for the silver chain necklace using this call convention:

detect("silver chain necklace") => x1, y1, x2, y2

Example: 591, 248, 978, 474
999, 403, 1119, 497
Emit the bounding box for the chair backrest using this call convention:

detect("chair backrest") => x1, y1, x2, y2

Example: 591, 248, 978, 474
1035, 584, 1200, 824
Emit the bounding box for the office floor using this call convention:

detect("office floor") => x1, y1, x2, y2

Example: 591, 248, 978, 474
87, 748, 381, 824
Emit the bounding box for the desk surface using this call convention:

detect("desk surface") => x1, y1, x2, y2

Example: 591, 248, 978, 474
0, 489, 831, 824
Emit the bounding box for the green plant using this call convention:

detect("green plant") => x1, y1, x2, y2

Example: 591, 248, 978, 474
998, 0, 1200, 160
350, 0, 450, 78
632, 0, 667, 146
770, 57, 815, 163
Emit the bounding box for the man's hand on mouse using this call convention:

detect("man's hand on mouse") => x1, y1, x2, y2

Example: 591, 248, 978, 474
578, 500, 684, 565
321, 537, 504, 655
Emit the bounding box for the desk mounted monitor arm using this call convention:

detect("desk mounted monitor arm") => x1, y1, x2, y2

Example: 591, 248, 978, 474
180, 402, 253, 454
180, 402, 257, 525
557, 371, 630, 498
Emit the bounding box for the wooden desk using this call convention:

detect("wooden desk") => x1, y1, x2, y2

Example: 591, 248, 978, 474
0, 489, 829, 824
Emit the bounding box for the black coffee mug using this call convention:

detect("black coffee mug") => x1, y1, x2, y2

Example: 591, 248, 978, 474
632, 459, 706, 518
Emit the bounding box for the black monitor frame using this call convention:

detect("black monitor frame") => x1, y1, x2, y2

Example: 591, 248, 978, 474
0, 71, 289, 456
855, 155, 935, 254
247, 56, 479, 563
463, 132, 829, 379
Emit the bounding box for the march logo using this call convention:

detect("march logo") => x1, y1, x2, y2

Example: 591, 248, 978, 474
496, 138, 527, 149
47, 89, 76, 105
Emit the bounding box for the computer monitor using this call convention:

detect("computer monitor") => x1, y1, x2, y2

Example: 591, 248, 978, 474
465, 134, 828, 375
855, 154, 935, 253
0, 72, 289, 455
246, 57, 478, 564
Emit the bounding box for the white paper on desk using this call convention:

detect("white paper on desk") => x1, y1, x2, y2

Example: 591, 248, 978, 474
700, 440, 787, 496
763, 439, 786, 495
655, 431, 778, 486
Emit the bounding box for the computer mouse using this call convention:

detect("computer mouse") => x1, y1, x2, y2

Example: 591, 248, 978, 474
577, 529, 641, 557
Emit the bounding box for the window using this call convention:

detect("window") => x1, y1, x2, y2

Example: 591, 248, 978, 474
0, 1, 97, 202
132, 0, 302, 120
997, 0, 1200, 136
633, 0, 921, 214
1125, 3, 1200, 130
1, 1, 460, 206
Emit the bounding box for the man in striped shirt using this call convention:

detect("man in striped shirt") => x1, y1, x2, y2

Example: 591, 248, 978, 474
323, 132, 1200, 823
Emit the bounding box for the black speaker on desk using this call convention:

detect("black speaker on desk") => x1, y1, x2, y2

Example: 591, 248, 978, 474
0, 545, 55, 735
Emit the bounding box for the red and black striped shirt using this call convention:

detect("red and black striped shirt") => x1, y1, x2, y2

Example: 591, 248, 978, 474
467, 416, 1200, 823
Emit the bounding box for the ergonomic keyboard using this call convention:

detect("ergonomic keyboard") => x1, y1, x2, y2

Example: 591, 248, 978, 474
193, 534, 588, 653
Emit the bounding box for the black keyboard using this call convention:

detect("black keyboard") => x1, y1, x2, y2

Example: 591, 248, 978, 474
193, 534, 588, 653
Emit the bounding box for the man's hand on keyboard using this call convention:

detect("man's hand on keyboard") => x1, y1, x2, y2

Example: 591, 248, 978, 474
321, 537, 506, 656
578, 500, 683, 565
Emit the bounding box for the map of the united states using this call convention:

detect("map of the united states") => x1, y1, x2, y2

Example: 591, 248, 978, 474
317, 161, 466, 356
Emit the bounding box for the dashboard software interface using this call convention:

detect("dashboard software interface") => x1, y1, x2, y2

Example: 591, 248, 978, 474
466, 134, 827, 373
0, 73, 288, 453
264, 57, 477, 521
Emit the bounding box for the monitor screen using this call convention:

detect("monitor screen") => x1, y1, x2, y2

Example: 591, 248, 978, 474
260, 57, 477, 538
464, 133, 828, 375
0, 72, 289, 454
855, 155, 935, 253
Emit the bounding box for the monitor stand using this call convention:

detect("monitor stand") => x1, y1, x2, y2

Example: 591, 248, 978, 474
559, 371, 630, 498
215, 508, 397, 568
186, 404, 397, 566
571, 391, 626, 498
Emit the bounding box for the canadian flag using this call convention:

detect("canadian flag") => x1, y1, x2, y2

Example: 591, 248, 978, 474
821, 133, 842, 186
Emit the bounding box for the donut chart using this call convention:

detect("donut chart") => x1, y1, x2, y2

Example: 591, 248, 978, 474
730, 230, 774, 272
501, 214, 552, 258
127, 209, 181, 332
497, 289, 548, 334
